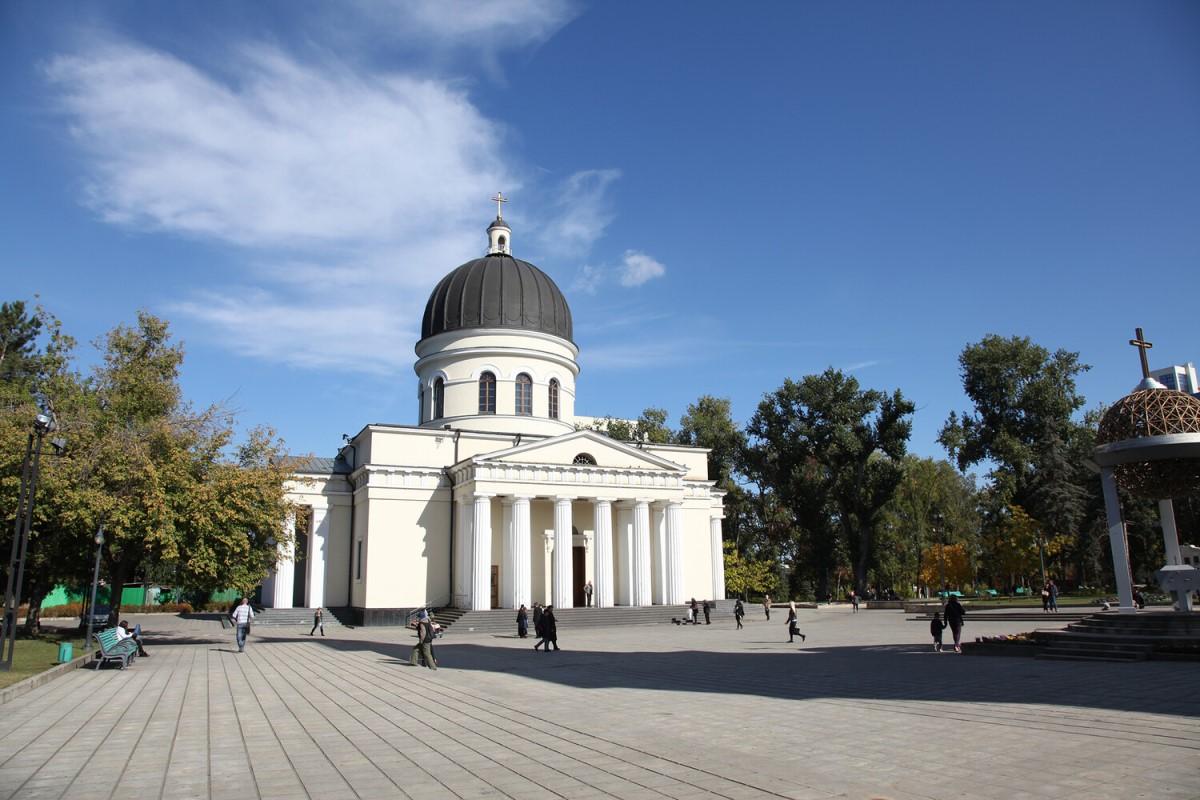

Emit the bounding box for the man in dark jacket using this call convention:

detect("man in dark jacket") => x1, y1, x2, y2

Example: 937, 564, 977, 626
944, 596, 967, 653
542, 605, 559, 651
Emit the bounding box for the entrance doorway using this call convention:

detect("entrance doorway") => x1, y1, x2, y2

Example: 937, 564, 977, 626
490, 565, 499, 609
292, 509, 309, 608
572, 546, 586, 607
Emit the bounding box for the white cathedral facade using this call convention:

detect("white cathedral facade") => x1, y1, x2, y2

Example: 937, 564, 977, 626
264, 207, 726, 624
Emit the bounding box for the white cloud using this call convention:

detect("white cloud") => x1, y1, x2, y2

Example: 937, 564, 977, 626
46, 43, 513, 252
571, 264, 605, 295
618, 250, 666, 287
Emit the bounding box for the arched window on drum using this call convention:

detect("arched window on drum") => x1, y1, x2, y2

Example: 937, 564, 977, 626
548, 378, 560, 419
515, 373, 533, 416
432, 377, 445, 420
479, 371, 496, 414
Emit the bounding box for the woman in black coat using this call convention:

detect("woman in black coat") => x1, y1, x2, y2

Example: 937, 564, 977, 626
944, 595, 967, 653
517, 605, 528, 638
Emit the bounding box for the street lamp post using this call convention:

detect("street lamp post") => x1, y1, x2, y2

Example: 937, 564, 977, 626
1, 413, 57, 672
933, 511, 946, 606
84, 526, 105, 667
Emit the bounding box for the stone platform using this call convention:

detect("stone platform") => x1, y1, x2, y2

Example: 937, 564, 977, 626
2, 608, 1197, 800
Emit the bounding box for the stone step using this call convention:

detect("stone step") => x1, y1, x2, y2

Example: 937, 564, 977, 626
434, 605, 711, 634
251, 607, 347, 627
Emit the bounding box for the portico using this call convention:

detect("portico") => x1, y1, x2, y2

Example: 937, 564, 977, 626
448, 430, 712, 610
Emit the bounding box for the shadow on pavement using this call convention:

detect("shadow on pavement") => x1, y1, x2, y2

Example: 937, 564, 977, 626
160, 631, 1200, 720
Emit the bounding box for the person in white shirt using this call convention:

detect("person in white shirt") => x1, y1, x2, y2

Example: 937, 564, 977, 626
116, 620, 148, 656
230, 598, 254, 653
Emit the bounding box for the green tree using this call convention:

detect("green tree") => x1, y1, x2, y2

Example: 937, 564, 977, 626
745, 369, 914, 596
0, 300, 44, 386
882, 456, 980, 593
590, 407, 674, 443
1, 308, 294, 624
722, 541, 778, 599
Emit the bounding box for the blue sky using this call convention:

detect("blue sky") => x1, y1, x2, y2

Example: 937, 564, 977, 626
2, 1, 1198, 462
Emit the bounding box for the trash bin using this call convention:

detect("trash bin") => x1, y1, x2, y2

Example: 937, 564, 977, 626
57, 642, 73, 663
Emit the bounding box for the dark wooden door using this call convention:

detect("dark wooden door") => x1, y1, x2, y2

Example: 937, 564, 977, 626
491, 565, 499, 609
572, 546, 586, 607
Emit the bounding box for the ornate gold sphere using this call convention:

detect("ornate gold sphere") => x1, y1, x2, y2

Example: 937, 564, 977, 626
1097, 388, 1200, 498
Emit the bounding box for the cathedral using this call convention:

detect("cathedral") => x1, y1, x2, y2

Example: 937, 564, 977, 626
265, 203, 727, 624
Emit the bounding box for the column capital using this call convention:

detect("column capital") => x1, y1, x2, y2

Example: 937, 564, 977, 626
634, 498, 654, 507
473, 492, 496, 500
553, 495, 577, 504
592, 496, 617, 504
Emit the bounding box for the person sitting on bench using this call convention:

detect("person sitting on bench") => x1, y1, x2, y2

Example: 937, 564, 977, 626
116, 620, 149, 657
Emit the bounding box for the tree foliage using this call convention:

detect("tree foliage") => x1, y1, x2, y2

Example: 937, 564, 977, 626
744, 369, 914, 596
0, 306, 294, 625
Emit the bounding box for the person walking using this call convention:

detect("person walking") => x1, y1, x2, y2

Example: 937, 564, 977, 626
786, 601, 806, 643
702, 600, 711, 625
310, 607, 325, 636
1041, 583, 1050, 612
929, 611, 947, 652
409, 610, 437, 669
944, 595, 966, 653
763, 594, 772, 621
517, 604, 529, 638
689, 598, 699, 625
734, 599, 744, 629
584, 581, 594, 607
850, 589, 859, 612
542, 606, 559, 651
533, 605, 546, 650
1048, 580, 1059, 613
230, 597, 254, 653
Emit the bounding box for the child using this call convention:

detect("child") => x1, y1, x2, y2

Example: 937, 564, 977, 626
930, 611, 947, 652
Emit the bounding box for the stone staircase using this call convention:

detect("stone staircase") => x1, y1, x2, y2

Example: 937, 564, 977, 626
1032, 612, 1200, 662
431, 604, 723, 635
250, 607, 352, 627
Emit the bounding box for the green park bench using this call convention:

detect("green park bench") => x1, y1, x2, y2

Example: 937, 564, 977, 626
93, 627, 138, 669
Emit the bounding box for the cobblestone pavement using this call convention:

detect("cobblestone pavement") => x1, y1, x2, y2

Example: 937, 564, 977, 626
2, 609, 1197, 800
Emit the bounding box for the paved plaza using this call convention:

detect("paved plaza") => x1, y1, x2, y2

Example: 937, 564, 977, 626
1, 608, 1197, 800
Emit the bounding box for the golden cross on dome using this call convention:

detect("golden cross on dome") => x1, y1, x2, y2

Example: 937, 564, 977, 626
492, 191, 507, 219
1129, 327, 1153, 379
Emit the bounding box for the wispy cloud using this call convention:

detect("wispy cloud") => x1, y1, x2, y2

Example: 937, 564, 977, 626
584, 338, 704, 371
842, 359, 881, 372
533, 168, 621, 261
569, 249, 667, 294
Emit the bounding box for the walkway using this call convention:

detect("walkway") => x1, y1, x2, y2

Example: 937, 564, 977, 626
1, 609, 1197, 799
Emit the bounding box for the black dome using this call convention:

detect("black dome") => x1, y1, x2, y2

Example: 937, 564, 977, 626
420, 255, 573, 343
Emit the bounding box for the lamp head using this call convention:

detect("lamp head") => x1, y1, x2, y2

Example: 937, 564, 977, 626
34, 413, 55, 434
95, 530, 105, 546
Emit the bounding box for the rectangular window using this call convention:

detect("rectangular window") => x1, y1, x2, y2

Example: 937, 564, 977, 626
516, 375, 532, 415
356, 539, 363, 581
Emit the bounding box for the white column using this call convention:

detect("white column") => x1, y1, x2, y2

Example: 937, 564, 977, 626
593, 498, 614, 608
553, 497, 575, 609
665, 501, 684, 604
1160, 499, 1183, 566
307, 507, 328, 609
272, 512, 297, 609
470, 494, 494, 611
709, 514, 725, 602
1100, 467, 1136, 613
455, 496, 472, 608
632, 499, 652, 606
1158, 499, 1195, 612
651, 504, 667, 605
510, 496, 532, 609
615, 502, 634, 606
501, 497, 515, 608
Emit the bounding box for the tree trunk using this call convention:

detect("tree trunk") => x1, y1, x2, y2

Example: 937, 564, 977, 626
23, 581, 45, 635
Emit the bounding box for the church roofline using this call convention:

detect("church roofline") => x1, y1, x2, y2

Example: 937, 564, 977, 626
465, 428, 689, 473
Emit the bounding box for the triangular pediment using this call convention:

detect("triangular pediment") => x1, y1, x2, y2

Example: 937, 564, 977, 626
474, 429, 686, 472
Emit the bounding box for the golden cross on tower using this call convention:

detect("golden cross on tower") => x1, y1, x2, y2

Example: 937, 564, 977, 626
1129, 327, 1153, 379
491, 191, 507, 219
